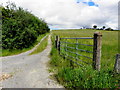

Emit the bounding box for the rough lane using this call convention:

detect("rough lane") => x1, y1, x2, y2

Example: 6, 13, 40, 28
1, 35, 48, 59
2, 35, 63, 88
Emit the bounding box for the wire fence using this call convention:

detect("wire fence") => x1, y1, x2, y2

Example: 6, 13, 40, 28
55, 32, 102, 71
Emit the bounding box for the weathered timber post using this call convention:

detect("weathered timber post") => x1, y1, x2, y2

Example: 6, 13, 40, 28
93, 32, 102, 71
55, 35, 58, 48
114, 54, 120, 73
58, 39, 60, 53
55, 35, 60, 52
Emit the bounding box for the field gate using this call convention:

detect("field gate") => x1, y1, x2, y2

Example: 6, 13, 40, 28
55, 32, 102, 71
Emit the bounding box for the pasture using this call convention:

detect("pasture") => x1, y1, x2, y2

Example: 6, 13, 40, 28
50, 29, 119, 88
52, 29, 118, 70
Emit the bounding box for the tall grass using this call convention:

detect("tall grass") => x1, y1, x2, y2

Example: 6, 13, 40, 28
49, 29, 120, 89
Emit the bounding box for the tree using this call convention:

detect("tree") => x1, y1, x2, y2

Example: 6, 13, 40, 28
93, 25, 97, 29
105, 27, 113, 31
102, 26, 106, 30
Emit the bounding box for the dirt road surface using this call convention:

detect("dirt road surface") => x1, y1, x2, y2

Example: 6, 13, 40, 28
1, 35, 63, 88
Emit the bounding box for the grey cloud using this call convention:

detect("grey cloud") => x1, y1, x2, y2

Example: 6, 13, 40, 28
0, 0, 119, 29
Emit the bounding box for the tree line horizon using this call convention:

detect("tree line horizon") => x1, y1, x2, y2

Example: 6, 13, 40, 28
79, 25, 116, 31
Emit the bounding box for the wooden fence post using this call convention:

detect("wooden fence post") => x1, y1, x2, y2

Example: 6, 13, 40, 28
93, 32, 102, 71
55, 36, 58, 48
55, 35, 60, 52
58, 38, 60, 53
114, 54, 120, 73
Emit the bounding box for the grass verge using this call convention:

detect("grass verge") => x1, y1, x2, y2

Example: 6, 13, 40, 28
2, 33, 48, 56
50, 44, 120, 89
29, 35, 48, 55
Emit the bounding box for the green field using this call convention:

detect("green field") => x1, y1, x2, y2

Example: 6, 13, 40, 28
50, 29, 119, 88
52, 29, 118, 70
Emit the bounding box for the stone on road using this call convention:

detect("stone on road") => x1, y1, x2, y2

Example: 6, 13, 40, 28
1, 35, 63, 88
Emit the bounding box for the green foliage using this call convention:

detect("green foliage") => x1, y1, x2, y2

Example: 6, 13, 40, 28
57, 67, 119, 88
2, 33, 47, 56
2, 2, 50, 50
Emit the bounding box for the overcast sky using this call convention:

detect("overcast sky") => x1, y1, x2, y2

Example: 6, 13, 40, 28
0, 0, 119, 30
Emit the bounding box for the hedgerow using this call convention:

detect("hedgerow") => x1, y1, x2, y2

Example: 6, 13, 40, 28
2, 2, 50, 49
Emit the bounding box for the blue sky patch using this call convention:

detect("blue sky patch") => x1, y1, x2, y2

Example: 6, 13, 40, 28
76, 0, 99, 7
88, 1, 99, 7
88, 1, 95, 6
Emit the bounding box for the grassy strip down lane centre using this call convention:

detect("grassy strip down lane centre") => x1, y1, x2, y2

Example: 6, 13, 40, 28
29, 35, 49, 55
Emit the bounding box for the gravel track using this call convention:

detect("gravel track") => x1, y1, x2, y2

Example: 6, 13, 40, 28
1, 35, 63, 88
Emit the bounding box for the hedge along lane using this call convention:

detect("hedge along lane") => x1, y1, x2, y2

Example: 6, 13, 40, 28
1, 34, 49, 59
2, 2, 50, 53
